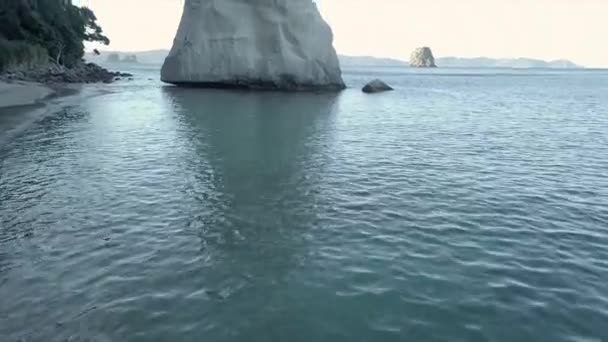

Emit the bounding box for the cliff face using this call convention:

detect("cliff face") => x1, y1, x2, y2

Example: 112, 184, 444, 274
410, 47, 437, 68
161, 0, 345, 90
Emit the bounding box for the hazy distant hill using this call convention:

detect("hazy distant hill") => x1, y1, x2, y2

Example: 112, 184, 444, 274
339, 55, 408, 67
340, 55, 581, 68
436, 57, 581, 69
340, 56, 582, 69
86, 50, 582, 69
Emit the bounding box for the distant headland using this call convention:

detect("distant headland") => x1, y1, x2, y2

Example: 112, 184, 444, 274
340, 55, 582, 69
435, 57, 581, 69
86, 50, 583, 70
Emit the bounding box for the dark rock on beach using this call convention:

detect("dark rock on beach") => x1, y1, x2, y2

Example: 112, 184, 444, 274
1, 62, 132, 84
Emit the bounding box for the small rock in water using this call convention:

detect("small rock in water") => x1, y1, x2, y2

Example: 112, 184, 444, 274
362, 79, 394, 93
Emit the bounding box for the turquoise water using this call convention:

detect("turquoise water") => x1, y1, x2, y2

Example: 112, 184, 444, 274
1, 66, 608, 341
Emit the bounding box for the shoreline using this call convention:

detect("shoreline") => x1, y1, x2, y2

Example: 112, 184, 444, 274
0, 79, 118, 148
0, 61, 129, 110
0, 80, 81, 148
0, 80, 57, 109
0, 62, 131, 145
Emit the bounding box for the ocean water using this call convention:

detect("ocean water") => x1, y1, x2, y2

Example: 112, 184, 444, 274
1, 65, 608, 342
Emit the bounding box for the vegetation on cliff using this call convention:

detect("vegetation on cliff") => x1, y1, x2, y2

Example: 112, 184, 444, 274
0, 0, 109, 71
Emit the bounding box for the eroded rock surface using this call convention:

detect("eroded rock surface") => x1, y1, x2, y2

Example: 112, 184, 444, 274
410, 47, 437, 68
161, 0, 345, 91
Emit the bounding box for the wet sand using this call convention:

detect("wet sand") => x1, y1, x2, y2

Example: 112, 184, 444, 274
0, 81, 81, 146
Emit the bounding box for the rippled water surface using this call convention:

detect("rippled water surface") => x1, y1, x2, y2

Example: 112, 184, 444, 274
1, 66, 608, 341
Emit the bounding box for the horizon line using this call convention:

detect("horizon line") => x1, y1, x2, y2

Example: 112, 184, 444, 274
86, 48, 588, 67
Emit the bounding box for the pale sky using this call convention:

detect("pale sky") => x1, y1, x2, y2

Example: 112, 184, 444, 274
77, 0, 608, 67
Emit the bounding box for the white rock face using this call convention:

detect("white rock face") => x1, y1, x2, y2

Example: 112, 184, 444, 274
161, 0, 345, 90
410, 47, 437, 68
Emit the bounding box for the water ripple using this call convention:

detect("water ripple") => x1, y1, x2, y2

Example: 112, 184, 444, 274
1, 70, 608, 341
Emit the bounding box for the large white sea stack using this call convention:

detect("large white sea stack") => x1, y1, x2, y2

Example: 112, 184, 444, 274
161, 0, 345, 91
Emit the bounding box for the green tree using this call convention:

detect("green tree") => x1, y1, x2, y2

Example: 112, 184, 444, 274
80, 7, 110, 46
0, 0, 110, 70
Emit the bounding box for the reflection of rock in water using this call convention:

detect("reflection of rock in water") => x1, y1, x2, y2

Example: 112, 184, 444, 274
161, 86, 340, 285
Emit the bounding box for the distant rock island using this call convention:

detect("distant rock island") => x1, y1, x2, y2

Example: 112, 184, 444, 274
160, 0, 344, 91
105, 53, 138, 64
410, 47, 437, 68
86, 50, 166, 65
86, 50, 583, 70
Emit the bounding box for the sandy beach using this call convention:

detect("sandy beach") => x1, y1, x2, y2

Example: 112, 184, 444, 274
0, 80, 55, 109
0, 80, 86, 146
0, 81, 52, 146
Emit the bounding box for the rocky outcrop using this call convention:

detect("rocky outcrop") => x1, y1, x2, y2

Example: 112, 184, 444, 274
362, 79, 393, 93
1, 63, 132, 84
161, 0, 345, 91
410, 47, 437, 68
